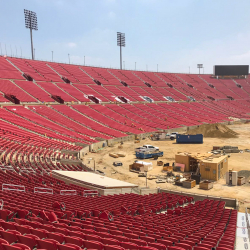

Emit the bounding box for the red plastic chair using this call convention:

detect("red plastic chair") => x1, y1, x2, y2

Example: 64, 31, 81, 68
36, 239, 59, 250
175, 242, 193, 250
64, 236, 84, 247
120, 242, 139, 250
0, 230, 21, 244
16, 235, 39, 249
101, 238, 120, 246
83, 240, 104, 250
148, 242, 166, 250
104, 246, 125, 250
57, 243, 81, 250
0, 239, 9, 250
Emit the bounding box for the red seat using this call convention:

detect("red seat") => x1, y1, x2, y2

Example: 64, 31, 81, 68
129, 239, 147, 246
16, 235, 39, 249
120, 242, 139, 250
175, 243, 192, 250
0, 230, 21, 244
101, 238, 120, 246
57, 243, 81, 250
104, 246, 125, 250
36, 239, 59, 250
1, 244, 30, 250
47, 232, 65, 244
0, 210, 16, 221
64, 236, 84, 248
30, 229, 48, 239
83, 240, 104, 250
0, 239, 9, 250
156, 239, 172, 247
148, 242, 166, 250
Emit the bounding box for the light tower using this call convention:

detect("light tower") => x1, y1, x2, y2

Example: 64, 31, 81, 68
117, 32, 125, 70
197, 64, 203, 74
24, 9, 38, 60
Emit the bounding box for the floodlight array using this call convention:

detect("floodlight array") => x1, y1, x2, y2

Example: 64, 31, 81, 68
117, 32, 125, 47
24, 9, 38, 30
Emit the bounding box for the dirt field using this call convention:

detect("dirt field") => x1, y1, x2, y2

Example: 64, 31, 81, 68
85, 123, 250, 212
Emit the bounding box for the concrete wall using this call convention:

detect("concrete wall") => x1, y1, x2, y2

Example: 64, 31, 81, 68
160, 188, 238, 209
90, 141, 107, 151
80, 147, 90, 159
107, 135, 135, 146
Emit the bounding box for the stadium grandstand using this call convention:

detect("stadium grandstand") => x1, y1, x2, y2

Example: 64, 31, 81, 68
1, 0, 250, 249
0, 55, 248, 250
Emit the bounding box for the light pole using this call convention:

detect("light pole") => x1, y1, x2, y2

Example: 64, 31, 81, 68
24, 9, 38, 60
10, 45, 13, 57
197, 64, 203, 74
117, 32, 125, 70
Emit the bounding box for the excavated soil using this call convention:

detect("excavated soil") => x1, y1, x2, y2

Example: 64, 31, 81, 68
187, 123, 238, 138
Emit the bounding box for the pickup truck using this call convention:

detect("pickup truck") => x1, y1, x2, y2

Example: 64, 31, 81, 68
135, 145, 159, 152
166, 132, 179, 140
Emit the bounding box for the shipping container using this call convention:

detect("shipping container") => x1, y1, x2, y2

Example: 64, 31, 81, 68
176, 134, 203, 144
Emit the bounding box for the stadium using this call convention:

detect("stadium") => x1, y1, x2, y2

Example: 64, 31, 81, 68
0, 1, 250, 250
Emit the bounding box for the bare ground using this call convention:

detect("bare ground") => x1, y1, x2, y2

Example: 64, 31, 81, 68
84, 123, 250, 212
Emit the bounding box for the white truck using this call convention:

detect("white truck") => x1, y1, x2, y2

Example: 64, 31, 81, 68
168, 132, 178, 140
135, 145, 159, 152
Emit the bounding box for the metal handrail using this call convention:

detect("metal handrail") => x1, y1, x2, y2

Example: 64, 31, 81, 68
34, 187, 53, 194
83, 190, 99, 197
60, 190, 77, 196
2, 184, 25, 192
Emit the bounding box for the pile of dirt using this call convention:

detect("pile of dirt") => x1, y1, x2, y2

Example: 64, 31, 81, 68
187, 123, 238, 138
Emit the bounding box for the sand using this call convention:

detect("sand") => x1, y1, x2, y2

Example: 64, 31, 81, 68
84, 123, 250, 212
187, 123, 238, 138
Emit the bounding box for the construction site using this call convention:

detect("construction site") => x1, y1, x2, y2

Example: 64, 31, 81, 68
84, 122, 250, 212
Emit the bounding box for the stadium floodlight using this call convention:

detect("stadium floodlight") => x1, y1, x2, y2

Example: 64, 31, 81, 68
24, 9, 38, 60
197, 64, 203, 74
117, 32, 125, 70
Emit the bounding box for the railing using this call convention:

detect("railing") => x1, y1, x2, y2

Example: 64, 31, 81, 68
245, 208, 250, 242
83, 190, 99, 197
20, 168, 36, 173
60, 190, 77, 196
0, 166, 15, 171
0, 199, 4, 210
34, 187, 53, 194
2, 184, 25, 192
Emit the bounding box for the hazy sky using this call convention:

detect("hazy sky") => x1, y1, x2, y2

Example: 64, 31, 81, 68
1, 0, 250, 73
